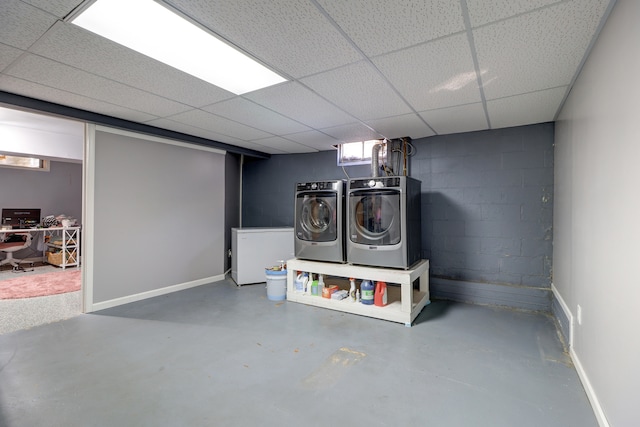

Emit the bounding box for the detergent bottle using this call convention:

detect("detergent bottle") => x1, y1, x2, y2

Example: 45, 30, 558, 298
310, 274, 319, 296
295, 272, 308, 293
361, 280, 374, 305
374, 281, 388, 306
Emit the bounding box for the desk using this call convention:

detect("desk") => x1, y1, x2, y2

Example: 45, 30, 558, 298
0, 226, 81, 269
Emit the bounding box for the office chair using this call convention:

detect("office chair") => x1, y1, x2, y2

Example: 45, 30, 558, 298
0, 232, 34, 271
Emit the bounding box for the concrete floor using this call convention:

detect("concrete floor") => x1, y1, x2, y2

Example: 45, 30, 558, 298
0, 278, 596, 427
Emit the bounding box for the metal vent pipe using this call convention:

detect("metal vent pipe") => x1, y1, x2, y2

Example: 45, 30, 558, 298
371, 141, 384, 177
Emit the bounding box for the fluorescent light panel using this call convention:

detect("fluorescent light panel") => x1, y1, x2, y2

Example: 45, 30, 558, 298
71, 0, 286, 95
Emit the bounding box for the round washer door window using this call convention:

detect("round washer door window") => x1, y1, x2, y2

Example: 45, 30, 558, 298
296, 194, 337, 242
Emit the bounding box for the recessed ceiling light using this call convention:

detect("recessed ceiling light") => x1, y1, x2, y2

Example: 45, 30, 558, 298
70, 0, 286, 95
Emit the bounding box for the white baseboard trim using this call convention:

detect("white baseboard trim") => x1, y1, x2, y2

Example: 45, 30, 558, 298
570, 347, 610, 427
552, 285, 609, 426
87, 274, 225, 312
551, 283, 574, 347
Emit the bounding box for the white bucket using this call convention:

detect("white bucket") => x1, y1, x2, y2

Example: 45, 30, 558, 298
265, 269, 287, 301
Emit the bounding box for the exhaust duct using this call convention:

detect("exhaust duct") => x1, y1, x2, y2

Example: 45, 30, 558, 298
371, 140, 384, 177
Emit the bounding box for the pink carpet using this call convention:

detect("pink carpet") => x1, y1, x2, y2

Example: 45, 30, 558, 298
0, 270, 81, 299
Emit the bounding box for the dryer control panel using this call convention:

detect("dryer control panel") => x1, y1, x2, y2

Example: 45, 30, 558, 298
349, 177, 401, 189
296, 181, 341, 191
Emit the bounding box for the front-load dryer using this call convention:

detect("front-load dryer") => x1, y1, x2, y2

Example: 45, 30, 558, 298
294, 180, 346, 263
347, 176, 421, 269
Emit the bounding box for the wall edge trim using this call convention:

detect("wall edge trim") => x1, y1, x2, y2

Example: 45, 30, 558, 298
430, 277, 551, 312
570, 347, 611, 427
86, 274, 225, 312
551, 283, 574, 347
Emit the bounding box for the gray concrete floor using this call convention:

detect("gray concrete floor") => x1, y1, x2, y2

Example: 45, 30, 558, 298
0, 278, 596, 427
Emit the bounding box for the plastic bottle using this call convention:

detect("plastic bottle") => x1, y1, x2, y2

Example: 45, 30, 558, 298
306, 273, 314, 294
361, 280, 374, 305
374, 281, 388, 307
349, 278, 357, 302
295, 272, 308, 293
310, 274, 319, 296
356, 289, 361, 302
318, 274, 325, 296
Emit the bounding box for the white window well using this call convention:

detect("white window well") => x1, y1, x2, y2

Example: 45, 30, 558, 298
0, 154, 49, 171
337, 140, 386, 166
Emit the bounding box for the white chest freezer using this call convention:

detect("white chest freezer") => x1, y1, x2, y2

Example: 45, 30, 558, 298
231, 227, 294, 285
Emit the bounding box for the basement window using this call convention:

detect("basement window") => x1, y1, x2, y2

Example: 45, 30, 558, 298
0, 154, 49, 171
337, 140, 386, 166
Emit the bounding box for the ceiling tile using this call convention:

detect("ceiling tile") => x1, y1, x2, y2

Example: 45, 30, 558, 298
203, 97, 311, 135
301, 61, 412, 121
147, 117, 247, 146
373, 33, 482, 111
486, 87, 567, 129
0, 75, 159, 123
466, 0, 562, 27
167, 109, 271, 141
31, 22, 235, 108
229, 140, 287, 154
164, 0, 362, 78
22, 0, 81, 18
282, 130, 341, 151
365, 113, 435, 140
250, 136, 317, 153
6, 54, 192, 117
0, 0, 57, 50
420, 103, 488, 135
475, 0, 611, 100
245, 82, 356, 129
317, 0, 465, 56
0, 44, 24, 71
320, 122, 384, 143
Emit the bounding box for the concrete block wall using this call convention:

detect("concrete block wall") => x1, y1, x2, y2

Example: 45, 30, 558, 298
414, 123, 554, 289
242, 123, 554, 311
413, 124, 554, 311
242, 151, 369, 227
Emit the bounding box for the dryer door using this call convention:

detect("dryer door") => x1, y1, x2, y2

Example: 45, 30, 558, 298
295, 192, 338, 242
349, 189, 400, 245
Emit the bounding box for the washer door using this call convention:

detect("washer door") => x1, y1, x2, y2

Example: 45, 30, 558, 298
349, 190, 400, 245
295, 192, 338, 242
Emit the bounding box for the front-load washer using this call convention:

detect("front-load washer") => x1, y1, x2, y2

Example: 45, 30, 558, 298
347, 176, 421, 269
294, 180, 346, 263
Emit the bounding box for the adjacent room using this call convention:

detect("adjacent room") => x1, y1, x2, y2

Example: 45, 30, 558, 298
0, 1, 637, 426
0, 107, 83, 331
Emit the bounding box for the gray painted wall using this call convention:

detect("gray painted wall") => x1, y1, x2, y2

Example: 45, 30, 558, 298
554, 0, 638, 425
91, 129, 225, 304
0, 161, 82, 221
242, 123, 554, 310
0, 161, 82, 258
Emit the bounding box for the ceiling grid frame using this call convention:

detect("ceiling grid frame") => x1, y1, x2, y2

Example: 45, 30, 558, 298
0, 0, 617, 156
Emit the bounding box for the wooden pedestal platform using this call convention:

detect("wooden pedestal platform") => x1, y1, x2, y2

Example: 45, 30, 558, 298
286, 258, 430, 327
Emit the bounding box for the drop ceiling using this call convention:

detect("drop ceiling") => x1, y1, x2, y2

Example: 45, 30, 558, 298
0, 0, 615, 156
